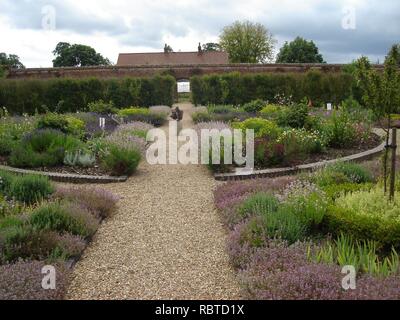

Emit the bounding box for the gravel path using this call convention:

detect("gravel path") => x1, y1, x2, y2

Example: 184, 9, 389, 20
66, 103, 242, 300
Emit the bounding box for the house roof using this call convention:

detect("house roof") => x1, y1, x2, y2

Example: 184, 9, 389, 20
117, 51, 229, 66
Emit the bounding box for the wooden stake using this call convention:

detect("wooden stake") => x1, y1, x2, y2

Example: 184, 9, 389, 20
390, 128, 397, 201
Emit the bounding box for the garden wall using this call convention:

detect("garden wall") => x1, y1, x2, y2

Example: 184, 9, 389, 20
6, 63, 384, 81
191, 71, 358, 106
0, 75, 176, 115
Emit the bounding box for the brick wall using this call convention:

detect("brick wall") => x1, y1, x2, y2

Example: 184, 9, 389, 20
7, 63, 383, 80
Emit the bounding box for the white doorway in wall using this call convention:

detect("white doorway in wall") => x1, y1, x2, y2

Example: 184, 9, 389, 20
177, 81, 191, 93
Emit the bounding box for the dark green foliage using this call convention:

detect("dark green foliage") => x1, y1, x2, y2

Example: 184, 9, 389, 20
243, 99, 266, 113
36, 113, 84, 136
238, 193, 280, 220
0, 76, 176, 115
0, 53, 25, 69
191, 71, 355, 106
0, 226, 59, 263
322, 205, 400, 249
9, 129, 84, 168
52, 42, 111, 67
312, 162, 374, 187
9, 174, 54, 205
100, 145, 141, 176
29, 202, 98, 238
277, 101, 309, 128
276, 37, 325, 63
87, 100, 117, 114
192, 112, 212, 124
321, 111, 357, 148
37, 113, 69, 133
321, 182, 374, 200
0, 170, 14, 194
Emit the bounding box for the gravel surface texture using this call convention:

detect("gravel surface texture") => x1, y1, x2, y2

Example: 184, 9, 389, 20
66, 103, 242, 300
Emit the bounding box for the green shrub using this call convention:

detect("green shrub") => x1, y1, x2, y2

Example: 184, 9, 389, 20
237, 192, 306, 244
0, 136, 15, 156
100, 145, 141, 176
118, 107, 167, 127
263, 206, 307, 244
0, 225, 84, 263
233, 118, 281, 139
243, 99, 266, 113
23, 129, 65, 153
0, 116, 35, 156
321, 182, 374, 200
277, 129, 326, 164
329, 162, 373, 184
322, 110, 357, 148
277, 101, 309, 128
37, 113, 68, 133
36, 113, 85, 137
259, 104, 281, 120
283, 191, 328, 231
0, 215, 24, 230
238, 193, 279, 220
9, 129, 84, 168
312, 162, 374, 188
0, 76, 176, 115
323, 202, 400, 249
192, 112, 212, 124
9, 174, 54, 205
0, 170, 14, 194
337, 187, 400, 220
65, 116, 85, 136
88, 100, 117, 114
8, 144, 63, 168
117, 107, 148, 117
190, 71, 354, 106
29, 202, 98, 237
0, 226, 57, 263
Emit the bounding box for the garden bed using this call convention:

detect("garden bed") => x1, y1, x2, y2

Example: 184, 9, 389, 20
214, 162, 400, 300
215, 132, 385, 181
0, 103, 170, 182
193, 98, 383, 178
0, 171, 119, 300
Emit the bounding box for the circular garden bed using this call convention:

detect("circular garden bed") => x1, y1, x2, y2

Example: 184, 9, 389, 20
0, 103, 171, 182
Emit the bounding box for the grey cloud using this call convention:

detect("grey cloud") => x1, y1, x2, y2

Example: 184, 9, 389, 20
0, 0, 129, 35
1, 0, 399, 63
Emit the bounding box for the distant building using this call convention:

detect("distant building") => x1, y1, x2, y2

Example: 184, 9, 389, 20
117, 51, 229, 66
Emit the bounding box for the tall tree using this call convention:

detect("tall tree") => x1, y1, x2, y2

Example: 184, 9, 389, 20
355, 51, 400, 200
0, 53, 24, 77
52, 42, 111, 67
219, 20, 276, 63
202, 42, 222, 52
0, 53, 25, 69
386, 44, 400, 66
276, 37, 325, 63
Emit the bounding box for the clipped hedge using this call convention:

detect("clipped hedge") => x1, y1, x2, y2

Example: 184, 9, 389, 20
0, 75, 176, 115
322, 205, 400, 250
191, 71, 355, 106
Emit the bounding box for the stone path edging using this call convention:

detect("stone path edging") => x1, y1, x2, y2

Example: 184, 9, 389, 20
215, 135, 386, 181
0, 165, 128, 184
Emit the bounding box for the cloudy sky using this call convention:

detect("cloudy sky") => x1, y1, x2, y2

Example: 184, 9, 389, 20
0, 0, 399, 67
